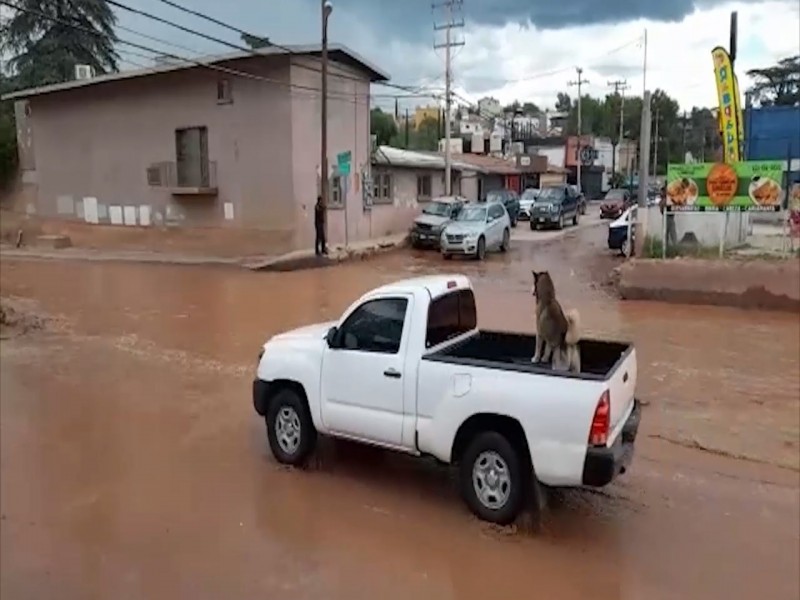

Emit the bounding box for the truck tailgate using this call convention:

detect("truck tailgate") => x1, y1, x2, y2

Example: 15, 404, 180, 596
606, 346, 637, 439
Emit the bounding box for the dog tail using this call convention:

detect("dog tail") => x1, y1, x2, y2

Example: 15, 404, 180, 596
565, 309, 581, 345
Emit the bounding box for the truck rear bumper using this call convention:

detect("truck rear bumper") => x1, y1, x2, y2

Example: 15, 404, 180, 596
581, 399, 642, 487
253, 379, 270, 416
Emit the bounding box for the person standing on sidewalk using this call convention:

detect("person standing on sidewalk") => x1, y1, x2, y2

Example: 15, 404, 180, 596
314, 196, 327, 256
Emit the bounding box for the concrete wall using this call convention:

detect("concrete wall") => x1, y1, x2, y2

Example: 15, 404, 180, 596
618, 257, 800, 312
19, 57, 295, 231
641, 205, 748, 248
532, 146, 565, 168
289, 57, 373, 248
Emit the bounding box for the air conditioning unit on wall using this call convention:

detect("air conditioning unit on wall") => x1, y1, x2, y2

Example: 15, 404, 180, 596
75, 64, 95, 80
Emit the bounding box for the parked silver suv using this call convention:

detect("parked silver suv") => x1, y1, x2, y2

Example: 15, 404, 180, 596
440, 201, 511, 260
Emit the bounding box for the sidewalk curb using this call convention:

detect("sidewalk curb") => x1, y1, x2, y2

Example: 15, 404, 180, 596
244, 235, 409, 272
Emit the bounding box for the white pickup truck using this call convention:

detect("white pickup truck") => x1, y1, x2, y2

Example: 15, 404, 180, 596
253, 275, 641, 525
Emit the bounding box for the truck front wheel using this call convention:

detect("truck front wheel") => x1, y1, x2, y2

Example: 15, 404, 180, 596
459, 431, 526, 525
266, 387, 317, 466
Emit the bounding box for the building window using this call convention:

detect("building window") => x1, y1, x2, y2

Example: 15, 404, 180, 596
417, 174, 432, 201
330, 175, 343, 207
372, 171, 393, 204
217, 78, 232, 104
175, 126, 210, 187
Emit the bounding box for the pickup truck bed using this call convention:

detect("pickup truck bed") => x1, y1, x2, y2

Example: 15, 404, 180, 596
425, 330, 631, 380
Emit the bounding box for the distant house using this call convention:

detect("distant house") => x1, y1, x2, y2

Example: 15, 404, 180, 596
413, 105, 441, 129
371, 146, 480, 212
3, 44, 398, 251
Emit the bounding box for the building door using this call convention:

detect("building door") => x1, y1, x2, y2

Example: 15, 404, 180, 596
175, 126, 209, 187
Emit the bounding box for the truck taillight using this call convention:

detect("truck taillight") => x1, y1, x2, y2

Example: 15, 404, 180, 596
589, 390, 610, 447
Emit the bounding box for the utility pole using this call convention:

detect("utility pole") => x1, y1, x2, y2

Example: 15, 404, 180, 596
405, 108, 409, 149
320, 0, 333, 226
608, 79, 629, 179
568, 67, 589, 193
681, 110, 689, 159
433, 0, 464, 196
652, 106, 659, 178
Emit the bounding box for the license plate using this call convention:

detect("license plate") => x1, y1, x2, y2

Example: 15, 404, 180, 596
538, 218, 545, 223
419, 234, 429, 240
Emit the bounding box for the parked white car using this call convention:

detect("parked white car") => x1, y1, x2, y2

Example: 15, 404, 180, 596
253, 275, 641, 525
439, 202, 511, 260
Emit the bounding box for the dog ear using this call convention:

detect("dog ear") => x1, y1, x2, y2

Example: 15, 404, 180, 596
532, 270, 540, 280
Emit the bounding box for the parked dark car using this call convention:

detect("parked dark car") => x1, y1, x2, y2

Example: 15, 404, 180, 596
600, 188, 633, 219
528, 185, 581, 230
485, 189, 520, 227
568, 185, 588, 215
410, 196, 466, 249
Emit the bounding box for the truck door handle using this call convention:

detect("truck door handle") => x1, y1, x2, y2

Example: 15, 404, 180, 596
383, 368, 402, 379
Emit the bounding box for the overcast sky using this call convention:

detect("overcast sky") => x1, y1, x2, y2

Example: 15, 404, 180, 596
111, 0, 800, 112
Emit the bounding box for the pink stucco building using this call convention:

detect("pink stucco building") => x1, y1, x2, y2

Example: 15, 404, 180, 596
3, 44, 403, 251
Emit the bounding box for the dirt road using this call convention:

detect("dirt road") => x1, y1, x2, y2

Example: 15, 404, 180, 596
1, 223, 798, 599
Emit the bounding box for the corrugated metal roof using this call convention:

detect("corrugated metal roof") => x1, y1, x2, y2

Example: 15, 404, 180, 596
2, 43, 389, 101
373, 146, 478, 171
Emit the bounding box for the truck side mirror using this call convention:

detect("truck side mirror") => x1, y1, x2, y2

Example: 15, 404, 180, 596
326, 326, 339, 348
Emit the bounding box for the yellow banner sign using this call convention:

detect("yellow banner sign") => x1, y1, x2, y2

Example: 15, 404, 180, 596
712, 47, 741, 163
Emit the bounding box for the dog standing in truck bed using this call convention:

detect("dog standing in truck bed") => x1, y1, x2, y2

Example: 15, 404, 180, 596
530, 270, 581, 373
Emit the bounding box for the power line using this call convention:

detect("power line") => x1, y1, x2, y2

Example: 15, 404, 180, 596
136, 0, 443, 97
608, 78, 629, 176
0, 0, 365, 101
465, 35, 643, 86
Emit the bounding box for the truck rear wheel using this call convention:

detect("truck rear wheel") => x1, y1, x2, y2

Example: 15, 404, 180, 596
459, 431, 526, 525
266, 387, 316, 466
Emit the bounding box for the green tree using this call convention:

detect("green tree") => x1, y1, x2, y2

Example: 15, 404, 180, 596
411, 116, 439, 151
555, 92, 571, 112
746, 55, 800, 106
2, 0, 119, 89
520, 101, 540, 115
0, 74, 18, 189
503, 100, 521, 114
370, 107, 397, 146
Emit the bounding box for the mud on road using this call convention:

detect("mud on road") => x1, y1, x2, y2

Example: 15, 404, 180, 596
1, 223, 798, 599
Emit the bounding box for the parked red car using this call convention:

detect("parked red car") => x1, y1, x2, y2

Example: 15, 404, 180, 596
600, 189, 633, 219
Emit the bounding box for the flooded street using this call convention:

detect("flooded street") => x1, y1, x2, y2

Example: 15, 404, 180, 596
1, 223, 798, 599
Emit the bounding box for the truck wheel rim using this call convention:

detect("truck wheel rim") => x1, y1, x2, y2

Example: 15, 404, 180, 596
276, 406, 301, 454
472, 451, 511, 510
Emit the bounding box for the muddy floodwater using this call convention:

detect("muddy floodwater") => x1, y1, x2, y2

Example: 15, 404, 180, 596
1, 225, 798, 599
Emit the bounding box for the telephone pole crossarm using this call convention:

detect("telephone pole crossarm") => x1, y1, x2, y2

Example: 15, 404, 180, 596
433, 0, 464, 196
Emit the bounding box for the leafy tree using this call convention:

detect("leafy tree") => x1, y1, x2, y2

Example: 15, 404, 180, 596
746, 55, 800, 106
2, 0, 120, 89
241, 33, 271, 49
503, 100, 521, 114
0, 74, 18, 189
520, 101, 540, 116
410, 116, 439, 151
370, 107, 397, 146
555, 92, 571, 112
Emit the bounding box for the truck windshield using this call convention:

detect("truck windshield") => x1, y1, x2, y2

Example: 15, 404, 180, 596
425, 289, 477, 348
537, 187, 563, 202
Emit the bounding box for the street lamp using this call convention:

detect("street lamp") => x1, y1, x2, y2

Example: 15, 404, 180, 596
320, 0, 333, 221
